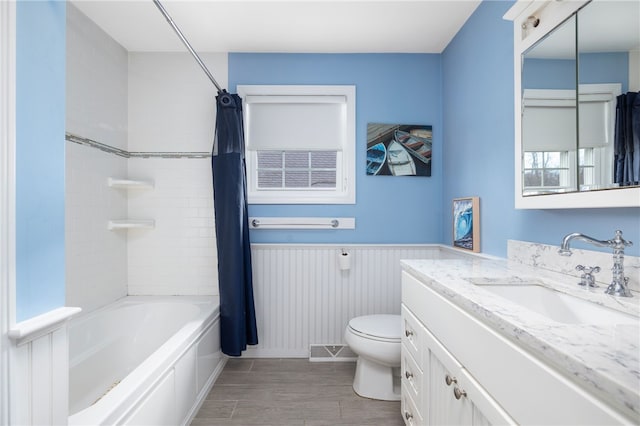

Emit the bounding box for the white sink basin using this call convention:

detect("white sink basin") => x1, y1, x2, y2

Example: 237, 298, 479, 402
479, 284, 638, 325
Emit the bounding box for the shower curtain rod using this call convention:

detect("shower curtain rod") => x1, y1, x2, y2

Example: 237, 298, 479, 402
152, 0, 224, 93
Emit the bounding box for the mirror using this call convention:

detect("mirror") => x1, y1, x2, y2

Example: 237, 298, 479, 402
520, 0, 640, 197
522, 15, 577, 195
577, 1, 639, 190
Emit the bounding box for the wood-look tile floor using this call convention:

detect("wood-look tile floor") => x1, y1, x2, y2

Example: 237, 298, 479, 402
191, 358, 404, 426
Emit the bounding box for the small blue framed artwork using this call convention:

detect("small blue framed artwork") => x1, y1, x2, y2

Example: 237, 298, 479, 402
366, 123, 432, 176
453, 197, 480, 252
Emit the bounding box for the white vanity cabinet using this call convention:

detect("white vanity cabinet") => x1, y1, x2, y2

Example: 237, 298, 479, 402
400, 269, 636, 425
401, 297, 513, 425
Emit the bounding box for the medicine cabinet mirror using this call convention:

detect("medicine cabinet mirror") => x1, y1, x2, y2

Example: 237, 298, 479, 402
508, 0, 640, 208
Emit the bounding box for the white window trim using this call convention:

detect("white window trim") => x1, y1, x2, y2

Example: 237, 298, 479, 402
237, 85, 356, 205
1, 1, 16, 423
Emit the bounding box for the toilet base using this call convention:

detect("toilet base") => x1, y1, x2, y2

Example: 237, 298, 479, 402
352, 357, 401, 401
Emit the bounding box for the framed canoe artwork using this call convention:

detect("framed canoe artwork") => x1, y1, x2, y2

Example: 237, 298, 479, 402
452, 197, 480, 252
366, 123, 432, 176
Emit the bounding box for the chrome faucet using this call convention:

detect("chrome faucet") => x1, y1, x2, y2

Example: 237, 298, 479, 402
559, 230, 633, 297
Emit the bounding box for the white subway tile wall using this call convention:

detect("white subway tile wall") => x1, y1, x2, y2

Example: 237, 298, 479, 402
65, 143, 128, 312
66, 3, 128, 150
65, 149, 218, 311
127, 157, 218, 296
66, 6, 226, 310
66, 2, 130, 312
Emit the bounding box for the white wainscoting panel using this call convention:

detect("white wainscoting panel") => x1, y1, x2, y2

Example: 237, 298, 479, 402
10, 311, 76, 425
246, 244, 464, 357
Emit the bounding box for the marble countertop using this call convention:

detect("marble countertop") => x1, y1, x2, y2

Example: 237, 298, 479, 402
401, 255, 640, 420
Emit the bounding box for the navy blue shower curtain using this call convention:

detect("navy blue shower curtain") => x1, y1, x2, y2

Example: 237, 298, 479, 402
212, 91, 258, 356
614, 91, 640, 186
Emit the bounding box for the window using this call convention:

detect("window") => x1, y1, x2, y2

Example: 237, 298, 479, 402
238, 85, 355, 204
257, 151, 337, 189
523, 151, 571, 190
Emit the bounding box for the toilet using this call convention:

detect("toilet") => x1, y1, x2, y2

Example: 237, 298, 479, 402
344, 314, 401, 401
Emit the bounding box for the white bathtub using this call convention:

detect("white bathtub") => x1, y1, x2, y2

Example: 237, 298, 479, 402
68, 296, 224, 425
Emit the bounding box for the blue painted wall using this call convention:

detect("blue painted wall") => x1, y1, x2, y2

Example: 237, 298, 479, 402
229, 54, 443, 244
229, 8, 639, 255
442, 0, 639, 257
580, 52, 629, 92
16, 1, 66, 321
523, 58, 575, 90
523, 53, 628, 90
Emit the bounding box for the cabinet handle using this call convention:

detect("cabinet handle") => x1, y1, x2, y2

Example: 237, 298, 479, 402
453, 387, 467, 400
405, 329, 413, 337
405, 370, 413, 379
405, 411, 414, 420
445, 374, 457, 386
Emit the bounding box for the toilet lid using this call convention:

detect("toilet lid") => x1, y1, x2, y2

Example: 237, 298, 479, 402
348, 315, 401, 341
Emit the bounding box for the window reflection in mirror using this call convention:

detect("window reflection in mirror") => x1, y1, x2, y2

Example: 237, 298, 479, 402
521, 16, 577, 195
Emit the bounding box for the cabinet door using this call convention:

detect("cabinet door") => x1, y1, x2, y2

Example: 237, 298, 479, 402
422, 315, 515, 426
429, 350, 472, 425
424, 324, 471, 425
458, 368, 516, 426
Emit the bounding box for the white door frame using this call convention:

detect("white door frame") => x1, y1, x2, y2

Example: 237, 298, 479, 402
0, 1, 17, 423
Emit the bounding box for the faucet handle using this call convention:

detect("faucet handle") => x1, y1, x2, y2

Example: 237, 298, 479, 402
613, 230, 633, 248
576, 265, 601, 274
576, 265, 600, 287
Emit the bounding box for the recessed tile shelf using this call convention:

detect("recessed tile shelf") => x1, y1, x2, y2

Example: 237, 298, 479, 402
107, 219, 155, 231
107, 177, 154, 189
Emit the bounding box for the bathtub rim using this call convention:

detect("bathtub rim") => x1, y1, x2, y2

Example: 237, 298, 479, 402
68, 295, 221, 425
68, 294, 217, 324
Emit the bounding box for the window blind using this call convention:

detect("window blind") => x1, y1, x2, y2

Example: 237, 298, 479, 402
245, 96, 346, 151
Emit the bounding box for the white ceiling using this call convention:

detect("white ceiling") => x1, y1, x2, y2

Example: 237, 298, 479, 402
71, 0, 482, 53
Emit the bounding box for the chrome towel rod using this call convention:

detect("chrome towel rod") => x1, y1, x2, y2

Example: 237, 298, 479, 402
252, 219, 339, 229
152, 0, 224, 93
249, 217, 356, 230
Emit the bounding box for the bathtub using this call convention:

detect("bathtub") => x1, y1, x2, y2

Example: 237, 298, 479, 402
68, 296, 224, 425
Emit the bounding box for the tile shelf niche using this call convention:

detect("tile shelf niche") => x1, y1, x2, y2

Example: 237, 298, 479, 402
108, 176, 155, 231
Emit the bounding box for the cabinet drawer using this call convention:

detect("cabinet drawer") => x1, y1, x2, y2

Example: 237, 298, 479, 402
401, 382, 424, 426
401, 345, 423, 408
401, 305, 424, 363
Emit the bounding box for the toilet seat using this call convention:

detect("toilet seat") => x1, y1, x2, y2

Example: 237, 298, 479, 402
347, 315, 400, 343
